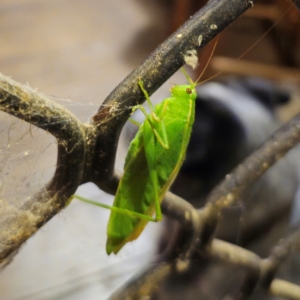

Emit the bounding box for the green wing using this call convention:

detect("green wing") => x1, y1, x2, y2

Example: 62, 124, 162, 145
106, 123, 152, 254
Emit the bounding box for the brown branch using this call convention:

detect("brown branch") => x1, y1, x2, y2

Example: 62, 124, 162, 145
260, 223, 300, 287
210, 57, 300, 84
270, 279, 300, 300
112, 234, 300, 300
200, 113, 300, 245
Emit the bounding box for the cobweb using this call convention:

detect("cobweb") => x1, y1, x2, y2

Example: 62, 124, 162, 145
0, 111, 56, 208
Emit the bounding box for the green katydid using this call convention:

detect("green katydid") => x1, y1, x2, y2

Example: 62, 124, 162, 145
75, 38, 219, 255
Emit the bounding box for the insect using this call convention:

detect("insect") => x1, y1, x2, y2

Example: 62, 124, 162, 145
73, 38, 219, 255
74, 73, 198, 254
106, 75, 197, 254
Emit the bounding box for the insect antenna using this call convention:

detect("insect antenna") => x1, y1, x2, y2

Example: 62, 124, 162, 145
198, 3, 295, 85
194, 35, 219, 87
180, 35, 219, 87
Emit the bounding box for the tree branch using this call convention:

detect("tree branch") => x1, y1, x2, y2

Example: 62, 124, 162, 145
201, 113, 300, 244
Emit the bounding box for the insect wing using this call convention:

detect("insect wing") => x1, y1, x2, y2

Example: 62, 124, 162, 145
106, 123, 154, 254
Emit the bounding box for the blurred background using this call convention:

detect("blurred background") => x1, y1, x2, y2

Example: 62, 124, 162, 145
0, 0, 299, 299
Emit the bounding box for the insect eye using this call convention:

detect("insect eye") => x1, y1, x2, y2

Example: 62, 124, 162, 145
186, 88, 192, 94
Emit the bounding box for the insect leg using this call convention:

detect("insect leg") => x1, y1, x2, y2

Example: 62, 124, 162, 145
72, 195, 156, 221
128, 118, 141, 127
156, 99, 169, 149
132, 104, 168, 149
143, 120, 162, 221
138, 80, 160, 122
136, 81, 169, 149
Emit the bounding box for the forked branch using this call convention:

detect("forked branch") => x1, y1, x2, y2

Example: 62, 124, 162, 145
0, 0, 257, 263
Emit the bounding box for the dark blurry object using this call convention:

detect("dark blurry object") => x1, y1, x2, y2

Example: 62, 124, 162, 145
295, 0, 300, 11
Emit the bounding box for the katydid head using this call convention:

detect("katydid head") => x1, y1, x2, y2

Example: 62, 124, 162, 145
171, 84, 197, 100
